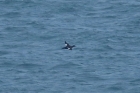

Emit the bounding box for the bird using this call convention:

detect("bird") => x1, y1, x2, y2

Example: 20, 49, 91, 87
62, 41, 75, 50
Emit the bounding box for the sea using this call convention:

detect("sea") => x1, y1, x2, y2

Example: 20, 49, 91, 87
0, 0, 140, 93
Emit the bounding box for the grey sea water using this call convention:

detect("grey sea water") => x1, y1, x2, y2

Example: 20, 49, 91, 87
0, 0, 140, 93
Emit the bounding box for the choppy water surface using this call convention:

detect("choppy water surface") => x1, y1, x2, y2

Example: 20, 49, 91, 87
0, 0, 140, 93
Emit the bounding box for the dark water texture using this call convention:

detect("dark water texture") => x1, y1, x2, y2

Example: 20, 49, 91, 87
0, 0, 140, 93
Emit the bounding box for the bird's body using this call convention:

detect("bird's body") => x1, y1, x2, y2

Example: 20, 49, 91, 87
62, 41, 75, 50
